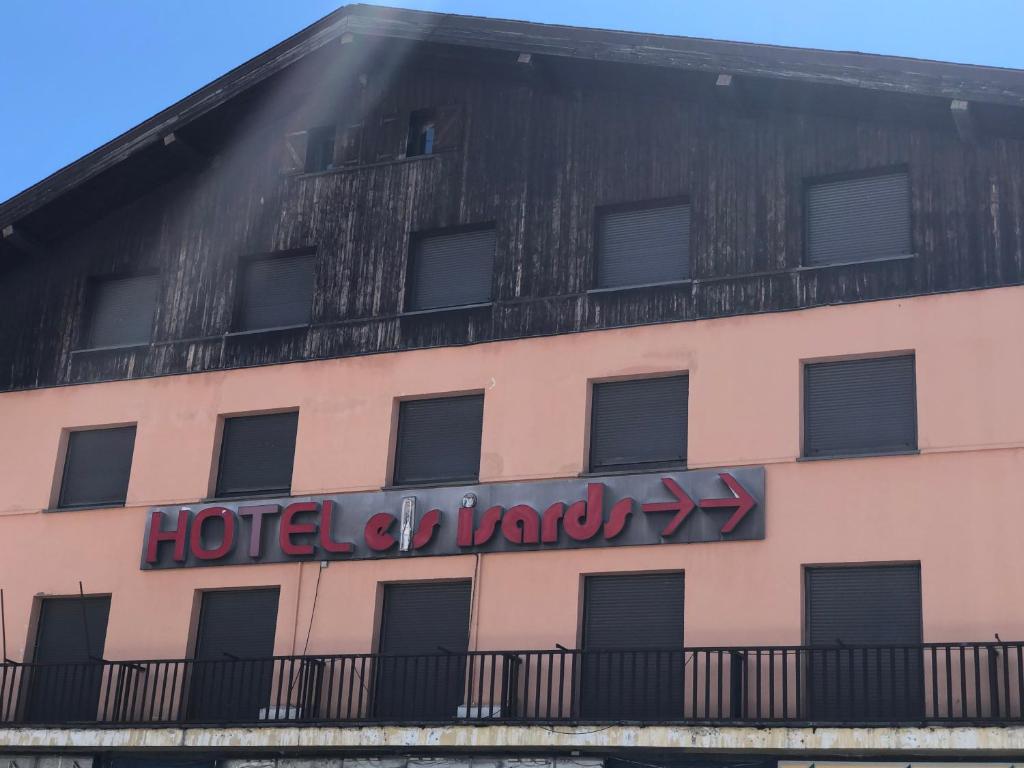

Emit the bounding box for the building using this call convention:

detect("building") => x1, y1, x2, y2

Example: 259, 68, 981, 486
1, 6, 1023, 768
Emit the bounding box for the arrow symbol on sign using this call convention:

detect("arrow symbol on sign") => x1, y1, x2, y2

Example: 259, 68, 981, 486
641, 477, 696, 536
699, 473, 757, 534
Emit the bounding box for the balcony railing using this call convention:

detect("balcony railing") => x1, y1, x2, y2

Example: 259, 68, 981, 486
0, 642, 1021, 727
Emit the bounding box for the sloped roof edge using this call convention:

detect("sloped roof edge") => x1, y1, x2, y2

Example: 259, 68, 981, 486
3, 3, 1024, 226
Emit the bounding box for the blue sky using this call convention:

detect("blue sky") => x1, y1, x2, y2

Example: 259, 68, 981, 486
2, 0, 1022, 204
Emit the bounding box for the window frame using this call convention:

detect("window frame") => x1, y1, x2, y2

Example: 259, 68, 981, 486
591, 195, 692, 291
802, 561, 924, 647
402, 222, 498, 314
390, 392, 485, 488
801, 165, 915, 269
586, 372, 689, 474
230, 247, 317, 335
304, 125, 337, 173
55, 424, 138, 511
212, 409, 300, 500
76, 271, 161, 352
800, 352, 919, 460
406, 108, 438, 158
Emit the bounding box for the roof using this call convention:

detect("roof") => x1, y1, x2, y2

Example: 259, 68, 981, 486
4, 3, 1024, 229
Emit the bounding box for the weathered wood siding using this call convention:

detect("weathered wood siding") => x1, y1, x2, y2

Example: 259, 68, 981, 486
2, 44, 1023, 392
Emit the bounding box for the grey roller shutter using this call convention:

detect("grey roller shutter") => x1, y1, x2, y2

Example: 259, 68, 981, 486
215, 412, 298, 497
590, 376, 688, 471
26, 596, 110, 723
379, 582, 472, 655
375, 581, 472, 720
806, 565, 923, 721
84, 274, 159, 348
394, 395, 483, 485
806, 171, 911, 266
406, 228, 495, 311
58, 426, 136, 509
581, 572, 685, 719
596, 202, 690, 288
804, 355, 916, 458
238, 253, 315, 331
188, 588, 280, 723
194, 589, 280, 660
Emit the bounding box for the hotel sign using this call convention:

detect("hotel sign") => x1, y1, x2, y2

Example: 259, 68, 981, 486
141, 467, 765, 570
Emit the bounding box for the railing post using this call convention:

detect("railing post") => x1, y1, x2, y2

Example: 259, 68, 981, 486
729, 650, 745, 719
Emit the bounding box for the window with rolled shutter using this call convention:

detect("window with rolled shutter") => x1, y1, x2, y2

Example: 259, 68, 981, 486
375, 581, 472, 719
237, 252, 315, 331
215, 412, 298, 497
393, 395, 483, 486
806, 171, 912, 266
805, 564, 923, 720
58, 426, 136, 509
803, 355, 917, 458
589, 375, 688, 472
188, 588, 280, 722
25, 596, 111, 723
596, 201, 690, 288
581, 572, 684, 719
405, 228, 495, 312
82, 274, 159, 349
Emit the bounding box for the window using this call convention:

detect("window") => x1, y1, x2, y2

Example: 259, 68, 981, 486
589, 375, 688, 472
805, 170, 911, 266
25, 596, 111, 723
81, 274, 159, 349
407, 109, 437, 157
406, 227, 496, 312
595, 200, 690, 288
805, 564, 923, 720
215, 411, 298, 497
405, 105, 462, 159
188, 588, 280, 722
304, 125, 336, 173
393, 394, 484, 486
236, 251, 316, 332
803, 355, 917, 458
375, 581, 471, 719
581, 572, 684, 719
58, 426, 136, 509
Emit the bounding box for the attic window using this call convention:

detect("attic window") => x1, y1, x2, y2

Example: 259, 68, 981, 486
407, 109, 437, 157
305, 126, 336, 173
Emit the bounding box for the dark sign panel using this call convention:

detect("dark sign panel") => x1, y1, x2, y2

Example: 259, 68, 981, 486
141, 467, 765, 570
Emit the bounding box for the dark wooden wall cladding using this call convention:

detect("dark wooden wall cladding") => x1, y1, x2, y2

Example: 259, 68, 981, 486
2, 44, 1024, 392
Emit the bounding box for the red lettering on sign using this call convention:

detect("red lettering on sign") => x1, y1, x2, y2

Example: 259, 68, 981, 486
280, 502, 318, 556
457, 506, 475, 547
364, 512, 397, 551
699, 472, 757, 533
319, 500, 355, 554
412, 509, 442, 549
602, 497, 635, 539
541, 502, 565, 543
145, 509, 189, 563
190, 506, 235, 560
642, 477, 696, 536
237, 504, 280, 558
502, 504, 540, 544
474, 505, 503, 546
564, 483, 604, 541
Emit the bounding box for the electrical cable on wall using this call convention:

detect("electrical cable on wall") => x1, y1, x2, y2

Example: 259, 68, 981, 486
470, 552, 483, 651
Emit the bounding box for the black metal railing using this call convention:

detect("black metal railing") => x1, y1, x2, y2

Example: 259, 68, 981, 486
0, 641, 1020, 727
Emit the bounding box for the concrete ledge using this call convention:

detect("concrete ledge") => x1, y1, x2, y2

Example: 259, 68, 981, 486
0, 724, 1023, 755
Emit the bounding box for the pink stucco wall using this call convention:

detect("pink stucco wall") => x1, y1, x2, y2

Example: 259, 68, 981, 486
1, 285, 1022, 662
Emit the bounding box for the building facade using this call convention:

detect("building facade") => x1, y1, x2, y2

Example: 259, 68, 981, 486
1, 7, 1023, 768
